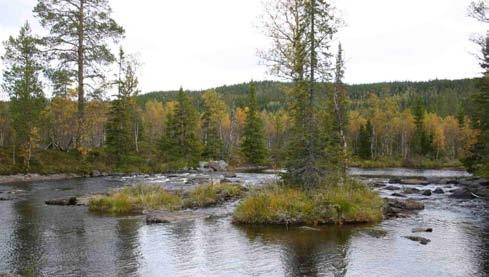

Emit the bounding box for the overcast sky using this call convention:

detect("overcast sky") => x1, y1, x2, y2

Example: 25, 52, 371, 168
0, 0, 487, 96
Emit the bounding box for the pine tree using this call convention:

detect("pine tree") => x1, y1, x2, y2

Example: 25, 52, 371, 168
241, 83, 268, 165
1, 22, 46, 170
34, 0, 124, 144
161, 88, 202, 167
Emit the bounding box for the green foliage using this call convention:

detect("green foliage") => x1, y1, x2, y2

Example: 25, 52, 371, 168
358, 120, 373, 159
233, 179, 383, 225
34, 0, 125, 117
1, 23, 46, 170
161, 88, 202, 167
241, 83, 268, 165
201, 90, 227, 160
105, 50, 141, 165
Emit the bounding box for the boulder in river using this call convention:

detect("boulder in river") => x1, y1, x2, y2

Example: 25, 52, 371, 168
0, 197, 14, 201
422, 190, 432, 196
403, 236, 431, 245
388, 178, 402, 184
433, 188, 444, 194
208, 160, 228, 171
224, 172, 238, 178
45, 197, 77, 206
412, 227, 433, 233
449, 188, 477, 199
403, 188, 420, 194
146, 215, 172, 224
384, 198, 424, 218
391, 193, 406, 198
385, 186, 401, 191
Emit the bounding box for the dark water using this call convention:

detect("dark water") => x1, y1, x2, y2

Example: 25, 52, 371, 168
0, 171, 489, 276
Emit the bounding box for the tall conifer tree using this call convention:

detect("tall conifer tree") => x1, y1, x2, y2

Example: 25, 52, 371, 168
241, 83, 268, 165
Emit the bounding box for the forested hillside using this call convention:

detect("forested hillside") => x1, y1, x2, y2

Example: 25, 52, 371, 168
139, 78, 477, 116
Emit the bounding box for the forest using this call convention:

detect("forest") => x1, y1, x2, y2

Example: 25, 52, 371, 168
0, 77, 481, 174
0, 0, 487, 184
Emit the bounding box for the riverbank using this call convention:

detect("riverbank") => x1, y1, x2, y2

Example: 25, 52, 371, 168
0, 173, 83, 185
350, 157, 464, 170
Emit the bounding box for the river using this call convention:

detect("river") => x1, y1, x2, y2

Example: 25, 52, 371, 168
0, 169, 488, 276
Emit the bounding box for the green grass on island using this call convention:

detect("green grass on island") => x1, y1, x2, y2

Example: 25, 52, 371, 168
232, 179, 384, 225
88, 183, 244, 215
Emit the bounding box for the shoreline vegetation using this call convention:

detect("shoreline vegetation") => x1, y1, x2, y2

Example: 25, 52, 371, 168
88, 183, 244, 215
86, 179, 384, 226
233, 179, 384, 225
0, 148, 467, 177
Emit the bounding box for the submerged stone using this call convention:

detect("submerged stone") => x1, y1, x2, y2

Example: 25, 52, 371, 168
403, 236, 431, 245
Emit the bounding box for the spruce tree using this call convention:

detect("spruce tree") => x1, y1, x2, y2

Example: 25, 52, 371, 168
161, 88, 202, 167
261, 0, 338, 188
465, 33, 489, 177
201, 90, 227, 160
1, 22, 46, 170
105, 50, 140, 165
358, 121, 373, 160
241, 83, 268, 165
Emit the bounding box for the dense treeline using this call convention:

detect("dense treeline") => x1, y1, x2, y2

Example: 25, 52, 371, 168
0, 0, 484, 178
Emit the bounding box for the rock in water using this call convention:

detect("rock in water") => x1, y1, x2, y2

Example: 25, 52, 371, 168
403, 236, 431, 245
224, 172, 237, 178
403, 188, 420, 194
208, 160, 228, 171
433, 188, 444, 194
146, 215, 171, 224
45, 197, 77, 206
412, 228, 433, 233
449, 188, 476, 199
422, 190, 432, 196
385, 186, 401, 191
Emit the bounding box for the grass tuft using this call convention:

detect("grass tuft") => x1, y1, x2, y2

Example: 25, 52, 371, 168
233, 179, 384, 225
89, 183, 243, 215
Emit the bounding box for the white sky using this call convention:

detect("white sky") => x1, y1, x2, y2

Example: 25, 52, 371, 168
0, 0, 487, 97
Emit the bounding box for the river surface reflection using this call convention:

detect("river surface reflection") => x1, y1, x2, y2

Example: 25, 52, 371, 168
0, 171, 488, 276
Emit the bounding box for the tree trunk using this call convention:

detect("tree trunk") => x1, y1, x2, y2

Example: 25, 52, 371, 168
77, 0, 85, 147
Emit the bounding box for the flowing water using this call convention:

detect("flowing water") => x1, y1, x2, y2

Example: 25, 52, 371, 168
0, 170, 488, 276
